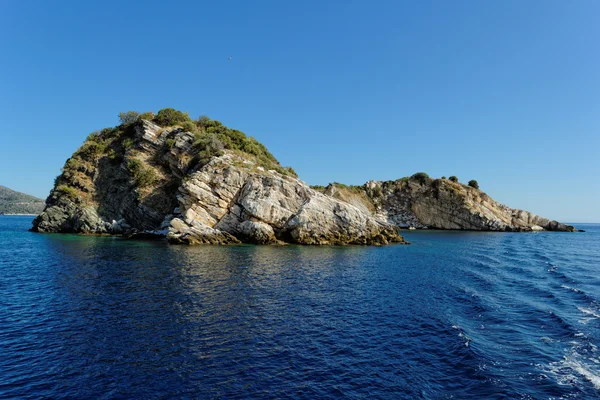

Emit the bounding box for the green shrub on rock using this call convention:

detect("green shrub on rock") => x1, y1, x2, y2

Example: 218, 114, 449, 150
410, 172, 430, 185
77, 141, 107, 159
122, 137, 135, 150
165, 138, 175, 150
283, 166, 297, 177
197, 115, 211, 129
107, 148, 122, 163
138, 111, 155, 121
86, 131, 103, 142
193, 132, 225, 165
188, 116, 293, 176
155, 108, 191, 127
127, 159, 157, 188
63, 158, 83, 172
449, 176, 458, 183
118, 111, 140, 125
56, 185, 80, 202
100, 127, 119, 139
468, 180, 479, 189
181, 121, 198, 133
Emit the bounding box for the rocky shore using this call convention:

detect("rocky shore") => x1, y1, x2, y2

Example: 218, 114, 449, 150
324, 179, 576, 232
32, 116, 405, 245
32, 111, 576, 245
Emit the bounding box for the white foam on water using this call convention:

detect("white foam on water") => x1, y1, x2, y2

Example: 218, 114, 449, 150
578, 307, 600, 319
545, 348, 600, 392
449, 324, 471, 346
579, 317, 595, 325
546, 262, 558, 272
561, 285, 584, 294
571, 359, 600, 390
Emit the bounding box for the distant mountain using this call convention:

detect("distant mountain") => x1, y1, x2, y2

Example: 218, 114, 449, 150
0, 186, 45, 215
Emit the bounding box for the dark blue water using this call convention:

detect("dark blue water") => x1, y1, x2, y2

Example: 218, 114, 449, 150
1, 216, 599, 399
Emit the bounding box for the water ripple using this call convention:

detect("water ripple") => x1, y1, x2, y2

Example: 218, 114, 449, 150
0, 217, 599, 399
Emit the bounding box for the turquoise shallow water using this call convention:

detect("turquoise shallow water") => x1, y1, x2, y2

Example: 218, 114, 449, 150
0, 216, 599, 399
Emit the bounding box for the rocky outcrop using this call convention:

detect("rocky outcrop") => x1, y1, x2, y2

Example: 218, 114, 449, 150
32, 118, 406, 245
164, 153, 403, 245
326, 179, 576, 232
33, 120, 179, 234
32, 112, 575, 243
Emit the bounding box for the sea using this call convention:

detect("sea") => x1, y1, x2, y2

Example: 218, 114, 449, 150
1, 216, 599, 399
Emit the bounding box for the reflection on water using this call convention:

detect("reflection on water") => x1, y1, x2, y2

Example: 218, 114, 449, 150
1, 217, 600, 399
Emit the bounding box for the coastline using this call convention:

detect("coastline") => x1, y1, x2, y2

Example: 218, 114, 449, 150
0, 213, 38, 216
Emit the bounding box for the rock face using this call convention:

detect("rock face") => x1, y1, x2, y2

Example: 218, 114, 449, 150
164, 153, 403, 245
32, 119, 405, 245
326, 179, 576, 232
32, 114, 575, 244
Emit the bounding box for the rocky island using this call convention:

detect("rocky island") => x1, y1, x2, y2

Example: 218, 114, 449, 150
32, 109, 576, 245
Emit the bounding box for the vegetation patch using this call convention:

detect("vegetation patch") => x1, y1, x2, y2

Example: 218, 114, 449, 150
326, 183, 376, 212
332, 182, 363, 193
193, 132, 225, 165
155, 108, 192, 127
181, 121, 198, 133
50, 108, 299, 208
139, 111, 155, 121
189, 116, 297, 177
114, 109, 295, 176
122, 137, 135, 150
55, 185, 80, 202
127, 159, 158, 188
410, 172, 430, 185
119, 111, 140, 125
371, 186, 382, 198
468, 180, 479, 189
63, 158, 83, 172
75, 141, 108, 159
165, 138, 175, 150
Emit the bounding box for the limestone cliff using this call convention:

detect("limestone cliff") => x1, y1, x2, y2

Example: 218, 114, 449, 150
324, 178, 576, 232
33, 111, 575, 244
32, 115, 404, 245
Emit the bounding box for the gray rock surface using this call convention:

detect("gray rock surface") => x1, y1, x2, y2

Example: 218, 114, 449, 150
338, 179, 576, 232
237, 221, 277, 244
33, 121, 406, 245
33, 119, 575, 244
166, 153, 404, 245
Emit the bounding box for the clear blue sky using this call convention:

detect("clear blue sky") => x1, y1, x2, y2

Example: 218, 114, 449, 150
1, 0, 598, 222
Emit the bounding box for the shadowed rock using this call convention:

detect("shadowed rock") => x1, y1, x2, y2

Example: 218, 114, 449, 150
32, 118, 406, 245
325, 179, 576, 232
33, 114, 575, 244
